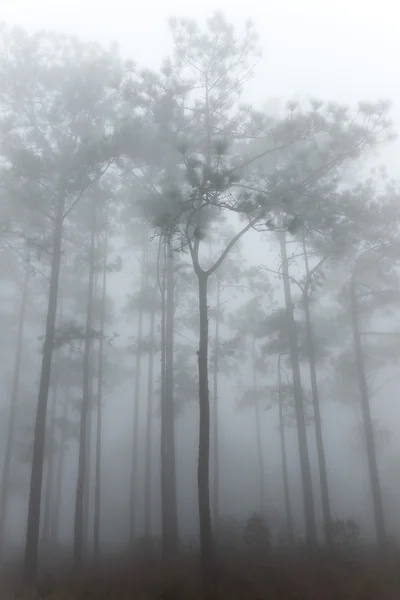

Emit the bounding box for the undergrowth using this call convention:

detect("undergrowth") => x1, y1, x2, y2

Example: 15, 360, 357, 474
1, 545, 400, 600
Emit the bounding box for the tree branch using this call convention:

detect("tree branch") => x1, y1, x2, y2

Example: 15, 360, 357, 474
205, 218, 256, 277
62, 161, 112, 221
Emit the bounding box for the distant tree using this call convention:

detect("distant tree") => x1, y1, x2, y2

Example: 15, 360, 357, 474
244, 512, 270, 557
318, 179, 400, 550
74, 199, 97, 568
0, 263, 30, 558
263, 231, 333, 546
134, 12, 395, 573
232, 294, 271, 517
0, 26, 129, 578
277, 355, 294, 543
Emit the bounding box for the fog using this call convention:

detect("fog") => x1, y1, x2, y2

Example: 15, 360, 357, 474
0, 0, 400, 594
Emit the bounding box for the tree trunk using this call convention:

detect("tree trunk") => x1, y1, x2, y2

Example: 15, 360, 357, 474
144, 305, 156, 541
52, 365, 72, 546
350, 274, 386, 549
302, 241, 332, 546
83, 256, 99, 559
278, 355, 294, 542
93, 224, 108, 561
197, 271, 213, 578
74, 203, 96, 569
83, 385, 92, 560
0, 266, 29, 560
24, 193, 65, 581
252, 336, 265, 515
212, 279, 220, 525
279, 231, 317, 547
130, 246, 146, 544
159, 245, 168, 553
41, 360, 59, 551
162, 251, 179, 557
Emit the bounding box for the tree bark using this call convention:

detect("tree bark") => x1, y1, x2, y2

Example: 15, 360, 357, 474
278, 355, 294, 542
161, 251, 178, 557
24, 193, 65, 581
74, 203, 96, 569
197, 271, 213, 578
0, 266, 29, 560
252, 336, 265, 515
302, 241, 332, 546
83, 250, 99, 559
279, 231, 317, 547
212, 279, 220, 525
52, 364, 72, 546
130, 245, 146, 543
41, 359, 59, 550
144, 304, 156, 541
93, 224, 108, 561
159, 244, 168, 554
350, 273, 386, 550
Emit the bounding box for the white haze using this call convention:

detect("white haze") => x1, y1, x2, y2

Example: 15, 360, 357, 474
1, 0, 400, 555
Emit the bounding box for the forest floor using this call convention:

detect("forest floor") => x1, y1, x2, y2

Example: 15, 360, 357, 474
1, 548, 400, 599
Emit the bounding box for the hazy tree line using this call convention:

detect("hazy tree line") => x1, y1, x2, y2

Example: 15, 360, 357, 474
0, 13, 399, 586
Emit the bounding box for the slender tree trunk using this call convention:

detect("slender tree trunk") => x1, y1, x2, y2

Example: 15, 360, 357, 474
41, 360, 59, 550
0, 266, 29, 560
74, 204, 96, 569
144, 305, 156, 541
162, 251, 178, 557
83, 259, 99, 559
160, 245, 168, 553
278, 355, 294, 542
350, 274, 386, 550
302, 241, 332, 546
93, 224, 108, 561
130, 246, 146, 544
24, 193, 65, 581
197, 271, 213, 577
52, 365, 72, 546
83, 388, 92, 560
252, 336, 265, 515
279, 231, 317, 547
212, 280, 220, 525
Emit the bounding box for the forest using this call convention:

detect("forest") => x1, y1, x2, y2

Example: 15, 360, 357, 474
0, 12, 400, 599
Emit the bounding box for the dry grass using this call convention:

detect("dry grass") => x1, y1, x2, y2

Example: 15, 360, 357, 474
1, 547, 400, 599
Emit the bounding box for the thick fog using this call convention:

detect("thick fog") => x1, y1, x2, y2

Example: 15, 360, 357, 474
0, 0, 400, 587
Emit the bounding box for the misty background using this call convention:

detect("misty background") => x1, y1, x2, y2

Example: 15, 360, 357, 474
0, 0, 400, 576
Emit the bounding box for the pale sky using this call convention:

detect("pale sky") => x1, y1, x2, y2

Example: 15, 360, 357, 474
1, 0, 399, 113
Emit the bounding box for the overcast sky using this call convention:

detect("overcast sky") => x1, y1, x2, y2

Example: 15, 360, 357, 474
1, 0, 398, 101
2, 0, 399, 175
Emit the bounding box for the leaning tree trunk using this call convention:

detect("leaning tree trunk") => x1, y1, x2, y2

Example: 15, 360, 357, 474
25, 193, 66, 581
278, 354, 294, 542
197, 270, 213, 578
279, 231, 317, 548
0, 266, 29, 560
130, 245, 146, 544
252, 336, 265, 515
74, 203, 96, 569
144, 303, 156, 541
93, 223, 108, 561
162, 251, 179, 557
350, 273, 386, 550
302, 241, 332, 546
212, 279, 220, 525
